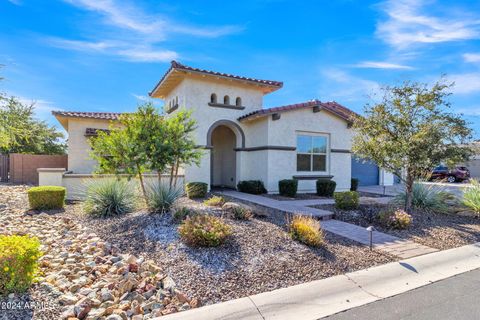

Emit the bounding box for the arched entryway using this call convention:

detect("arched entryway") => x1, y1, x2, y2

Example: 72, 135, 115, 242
210, 125, 237, 188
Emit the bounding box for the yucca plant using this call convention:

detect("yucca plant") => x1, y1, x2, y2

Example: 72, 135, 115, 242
393, 182, 455, 213
84, 178, 138, 217
146, 182, 183, 214
462, 179, 480, 215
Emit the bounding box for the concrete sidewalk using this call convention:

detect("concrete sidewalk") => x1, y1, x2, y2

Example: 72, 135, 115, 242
160, 242, 480, 320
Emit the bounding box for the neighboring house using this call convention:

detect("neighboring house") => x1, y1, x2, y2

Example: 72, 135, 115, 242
50, 61, 393, 194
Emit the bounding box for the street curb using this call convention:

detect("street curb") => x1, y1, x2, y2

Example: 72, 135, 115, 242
160, 242, 480, 320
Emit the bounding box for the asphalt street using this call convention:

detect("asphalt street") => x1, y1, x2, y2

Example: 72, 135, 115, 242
324, 268, 480, 320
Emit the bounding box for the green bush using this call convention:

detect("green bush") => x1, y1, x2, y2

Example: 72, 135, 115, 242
185, 182, 208, 199
237, 180, 267, 194
146, 182, 183, 214
203, 196, 225, 207
334, 191, 359, 210
279, 179, 298, 198
462, 179, 480, 215
172, 206, 195, 223
178, 214, 232, 247
350, 178, 359, 191
83, 179, 137, 217
316, 179, 336, 197
289, 215, 323, 247
394, 182, 454, 213
27, 186, 65, 210
378, 209, 412, 229
0, 235, 42, 295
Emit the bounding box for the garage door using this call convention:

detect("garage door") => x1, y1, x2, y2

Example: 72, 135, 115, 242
352, 157, 379, 186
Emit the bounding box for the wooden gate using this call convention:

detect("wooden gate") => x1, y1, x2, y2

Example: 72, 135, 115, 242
0, 154, 9, 182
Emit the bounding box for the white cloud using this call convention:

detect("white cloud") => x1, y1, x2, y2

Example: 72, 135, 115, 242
450, 73, 480, 94
50, 0, 243, 63
463, 53, 480, 63
62, 0, 243, 39
10, 95, 63, 121
46, 38, 178, 62
353, 61, 414, 70
320, 69, 381, 102
376, 0, 480, 49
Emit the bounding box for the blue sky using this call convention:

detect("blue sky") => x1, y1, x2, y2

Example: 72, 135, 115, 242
1, 0, 480, 137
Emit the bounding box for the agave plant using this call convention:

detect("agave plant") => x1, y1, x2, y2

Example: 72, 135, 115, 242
462, 179, 480, 215
146, 182, 183, 214
394, 182, 455, 213
83, 178, 138, 217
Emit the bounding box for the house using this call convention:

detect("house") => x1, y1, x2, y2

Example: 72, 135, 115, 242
46, 61, 393, 197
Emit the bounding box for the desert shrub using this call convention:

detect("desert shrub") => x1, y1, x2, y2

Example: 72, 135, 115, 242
462, 179, 480, 215
83, 178, 137, 217
237, 180, 267, 195
185, 182, 208, 199
203, 196, 225, 207
146, 182, 183, 214
172, 206, 195, 223
350, 178, 359, 191
394, 182, 454, 213
0, 235, 42, 295
222, 202, 254, 220
178, 214, 232, 247
27, 186, 65, 210
378, 209, 412, 229
279, 179, 298, 198
334, 191, 359, 210
289, 215, 323, 247
316, 180, 336, 197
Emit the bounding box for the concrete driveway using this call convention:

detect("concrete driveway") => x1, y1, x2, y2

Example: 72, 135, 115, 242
359, 181, 471, 198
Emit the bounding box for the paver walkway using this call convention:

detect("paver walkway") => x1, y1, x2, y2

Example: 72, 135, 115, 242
218, 190, 333, 218
219, 190, 438, 259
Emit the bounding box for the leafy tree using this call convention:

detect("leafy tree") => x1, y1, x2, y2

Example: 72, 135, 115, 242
89, 103, 203, 201
0, 96, 66, 154
352, 80, 473, 212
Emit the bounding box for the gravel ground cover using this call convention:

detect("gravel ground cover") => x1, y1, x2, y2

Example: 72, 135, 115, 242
314, 203, 480, 250
0, 184, 195, 320
68, 196, 394, 306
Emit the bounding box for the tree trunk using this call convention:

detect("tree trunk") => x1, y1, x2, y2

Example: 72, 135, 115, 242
173, 159, 180, 188
169, 163, 175, 190
404, 173, 414, 213
136, 164, 148, 203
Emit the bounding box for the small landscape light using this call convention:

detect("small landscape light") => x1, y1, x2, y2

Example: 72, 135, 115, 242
366, 226, 375, 250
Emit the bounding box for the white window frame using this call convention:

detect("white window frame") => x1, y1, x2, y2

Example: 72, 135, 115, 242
296, 132, 329, 173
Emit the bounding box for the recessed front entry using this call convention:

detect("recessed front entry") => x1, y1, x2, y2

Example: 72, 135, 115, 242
211, 125, 237, 188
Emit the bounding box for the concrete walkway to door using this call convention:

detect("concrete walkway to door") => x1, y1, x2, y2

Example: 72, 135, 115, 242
218, 190, 437, 259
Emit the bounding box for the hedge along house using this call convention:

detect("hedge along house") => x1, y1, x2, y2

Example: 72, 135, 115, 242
44, 61, 391, 197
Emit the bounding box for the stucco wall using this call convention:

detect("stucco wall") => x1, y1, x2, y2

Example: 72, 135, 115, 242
67, 118, 113, 173
265, 108, 353, 192
164, 77, 268, 187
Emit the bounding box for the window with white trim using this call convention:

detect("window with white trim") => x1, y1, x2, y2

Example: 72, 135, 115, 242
296, 134, 328, 172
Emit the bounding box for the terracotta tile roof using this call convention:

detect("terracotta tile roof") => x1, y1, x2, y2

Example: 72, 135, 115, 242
238, 100, 357, 123
52, 111, 122, 121
149, 61, 283, 97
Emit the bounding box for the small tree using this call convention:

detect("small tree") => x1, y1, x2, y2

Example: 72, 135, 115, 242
165, 110, 203, 188
352, 80, 473, 212
90, 103, 203, 201
89, 107, 153, 199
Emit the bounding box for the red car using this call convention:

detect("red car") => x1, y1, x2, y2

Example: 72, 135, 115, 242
429, 166, 470, 183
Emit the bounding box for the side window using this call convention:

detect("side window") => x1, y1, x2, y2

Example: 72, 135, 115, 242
296, 134, 328, 172
224, 95, 230, 105
210, 93, 217, 104
236, 97, 242, 107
